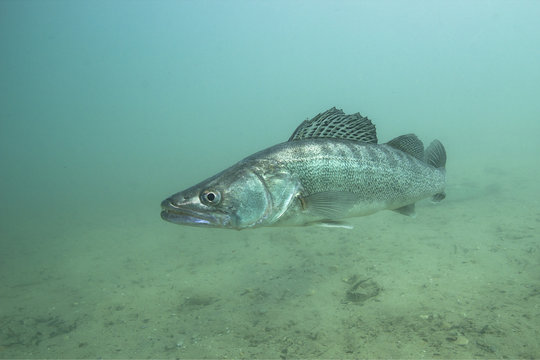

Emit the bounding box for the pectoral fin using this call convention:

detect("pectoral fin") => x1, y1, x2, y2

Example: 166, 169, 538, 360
392, 203, 416, 217
300, 191, 360, 219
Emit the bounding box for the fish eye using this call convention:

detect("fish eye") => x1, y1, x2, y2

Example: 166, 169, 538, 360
200, 189, 221, 205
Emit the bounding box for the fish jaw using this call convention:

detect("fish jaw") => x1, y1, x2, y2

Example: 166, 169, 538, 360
160, 193, 233, 228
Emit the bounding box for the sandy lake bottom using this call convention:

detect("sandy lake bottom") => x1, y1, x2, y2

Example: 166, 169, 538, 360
1, 162, 538, 359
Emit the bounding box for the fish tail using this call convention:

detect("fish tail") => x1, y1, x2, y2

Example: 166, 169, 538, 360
426, 139, 446, 202
425, 139, 446, 169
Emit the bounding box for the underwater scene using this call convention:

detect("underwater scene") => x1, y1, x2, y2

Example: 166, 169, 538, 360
1, 0, 539, 358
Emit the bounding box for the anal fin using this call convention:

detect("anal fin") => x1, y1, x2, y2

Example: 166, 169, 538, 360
431, 192, 446, 202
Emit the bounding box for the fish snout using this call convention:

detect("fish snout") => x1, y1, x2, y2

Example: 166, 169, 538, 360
161, 196, 182, 210
160, 192, 229, 227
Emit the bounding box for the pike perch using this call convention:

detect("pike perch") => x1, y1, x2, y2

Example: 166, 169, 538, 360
161, 107, 446, 229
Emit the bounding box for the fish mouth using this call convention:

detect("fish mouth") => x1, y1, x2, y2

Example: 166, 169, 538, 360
160, 199, 218, 227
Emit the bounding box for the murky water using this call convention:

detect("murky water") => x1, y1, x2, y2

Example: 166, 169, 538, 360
1, 1, 539, 358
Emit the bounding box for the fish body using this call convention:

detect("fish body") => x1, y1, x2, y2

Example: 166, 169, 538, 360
161, 108, 446, 229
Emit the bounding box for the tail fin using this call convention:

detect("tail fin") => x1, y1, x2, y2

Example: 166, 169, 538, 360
425, 139, 446, 169
425, 139, 446, 202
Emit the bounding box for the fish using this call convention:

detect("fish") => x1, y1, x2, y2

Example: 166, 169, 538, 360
160, 107, 446, 230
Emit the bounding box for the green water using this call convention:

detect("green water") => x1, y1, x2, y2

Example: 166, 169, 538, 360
1, 1, 539, 358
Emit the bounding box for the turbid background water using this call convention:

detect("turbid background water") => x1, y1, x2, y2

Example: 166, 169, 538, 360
1, 1, 539, 358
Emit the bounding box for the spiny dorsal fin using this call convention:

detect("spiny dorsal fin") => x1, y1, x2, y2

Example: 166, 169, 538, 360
288, 107, 378, 143
386, 134, 424, 160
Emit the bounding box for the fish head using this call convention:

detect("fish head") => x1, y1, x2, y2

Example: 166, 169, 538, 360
161, 161, 300, 229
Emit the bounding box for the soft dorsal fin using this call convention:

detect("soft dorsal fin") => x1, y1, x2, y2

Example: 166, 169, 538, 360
386, 134, 424, 160
288, 107, 378, 143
